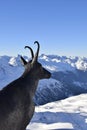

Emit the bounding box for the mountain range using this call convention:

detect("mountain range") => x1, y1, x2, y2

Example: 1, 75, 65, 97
0, 54, 87, 105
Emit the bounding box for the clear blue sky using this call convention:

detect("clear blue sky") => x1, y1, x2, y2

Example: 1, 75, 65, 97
0, 0, 87, 57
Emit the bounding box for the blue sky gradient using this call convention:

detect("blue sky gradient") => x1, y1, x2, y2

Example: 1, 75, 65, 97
0, 0, 87, 56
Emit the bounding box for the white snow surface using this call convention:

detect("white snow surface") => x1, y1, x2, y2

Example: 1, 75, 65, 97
27, 94, 87, 130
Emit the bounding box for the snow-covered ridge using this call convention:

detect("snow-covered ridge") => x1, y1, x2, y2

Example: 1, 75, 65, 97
1, 54, 87, 73
40, 54, 87, 72
27, 94, 87, 130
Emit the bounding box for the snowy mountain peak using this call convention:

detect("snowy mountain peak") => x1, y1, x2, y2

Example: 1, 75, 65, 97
9, 57, 18, 66
39, 54, 87, 72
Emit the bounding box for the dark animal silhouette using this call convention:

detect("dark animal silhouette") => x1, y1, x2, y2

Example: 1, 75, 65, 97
0, 41, 51, 130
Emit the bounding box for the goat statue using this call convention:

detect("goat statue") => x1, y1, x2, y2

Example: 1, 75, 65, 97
0, 41, 51, 130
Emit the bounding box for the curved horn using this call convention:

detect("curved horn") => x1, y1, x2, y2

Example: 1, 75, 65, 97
33, 41, 40, 62
20, 56, 27, 65
25, 46, 34, 59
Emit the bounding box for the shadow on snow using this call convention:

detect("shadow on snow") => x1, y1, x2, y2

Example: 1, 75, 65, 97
30, 111, 87, 130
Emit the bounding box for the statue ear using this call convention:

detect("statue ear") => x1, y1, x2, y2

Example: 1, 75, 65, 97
20, 56, 28, 66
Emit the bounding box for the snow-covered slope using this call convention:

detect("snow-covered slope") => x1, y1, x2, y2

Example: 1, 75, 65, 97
0, 55, 24, 88
27, 94, 87, 130
0, 55, 87, 105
